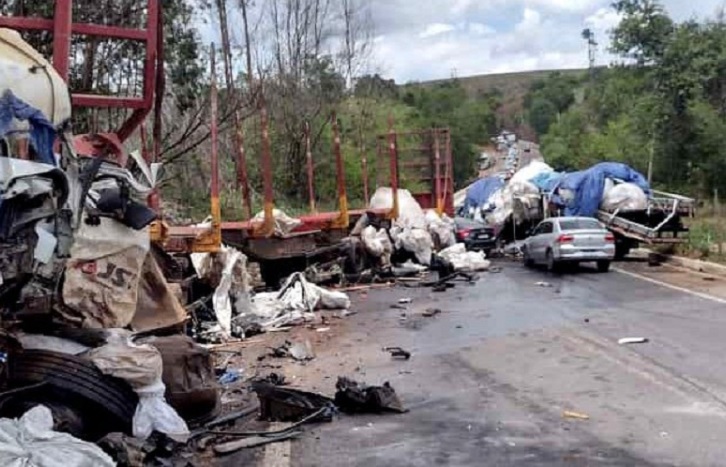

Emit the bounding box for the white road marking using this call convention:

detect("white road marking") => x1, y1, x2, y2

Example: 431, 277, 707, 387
614, 267, 726, 305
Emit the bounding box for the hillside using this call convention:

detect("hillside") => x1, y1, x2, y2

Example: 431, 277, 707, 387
409, 68, 588, 140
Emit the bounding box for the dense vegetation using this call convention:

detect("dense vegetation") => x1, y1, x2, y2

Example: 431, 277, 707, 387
525, 0, 726, 200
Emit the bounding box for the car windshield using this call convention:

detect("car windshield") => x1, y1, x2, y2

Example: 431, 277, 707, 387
558, 219, 602, 231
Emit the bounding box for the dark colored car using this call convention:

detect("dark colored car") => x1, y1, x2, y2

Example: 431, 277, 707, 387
454, 217, 496, 252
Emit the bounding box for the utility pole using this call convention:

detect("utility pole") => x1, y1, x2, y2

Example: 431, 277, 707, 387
581, 28, 597, 76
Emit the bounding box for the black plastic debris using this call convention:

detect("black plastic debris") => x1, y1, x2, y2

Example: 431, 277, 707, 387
383, 347, 411, 360
334, 377, 406, 414
251, 382, 335, 422
255, 372, 288, 386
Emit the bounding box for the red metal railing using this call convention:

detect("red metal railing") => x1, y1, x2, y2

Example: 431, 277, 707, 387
0, 0, 160, 143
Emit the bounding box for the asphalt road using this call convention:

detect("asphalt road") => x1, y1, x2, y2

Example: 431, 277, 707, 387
261, 260, 726, 467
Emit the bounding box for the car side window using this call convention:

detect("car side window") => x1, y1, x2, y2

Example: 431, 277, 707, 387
539, 222, 553, 234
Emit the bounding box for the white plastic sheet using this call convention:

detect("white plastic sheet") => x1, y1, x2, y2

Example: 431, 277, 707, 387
439, 243, 491, 272
0, 406, 115, 467
87, 330, 189, 442
246, 273, 350, 331
601, 182, 648, 212
191, 245, 252, 337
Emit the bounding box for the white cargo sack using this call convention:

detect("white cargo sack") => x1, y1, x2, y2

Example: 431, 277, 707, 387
510, 161, 553, 185
425, 210, 456, 249
0, 406, 115, 467
396, 227, 434, 265
251, 209, 302, 235
601, 182, 648, 212
369, 187, 426, 229
87, 329, 189, 442
439, 243, 491, 272
361, 226, 393, 267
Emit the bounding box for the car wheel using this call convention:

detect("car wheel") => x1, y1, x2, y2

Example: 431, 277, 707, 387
597, 260, 611, 273
522, 247, 534, 267
546, 250, 559, 273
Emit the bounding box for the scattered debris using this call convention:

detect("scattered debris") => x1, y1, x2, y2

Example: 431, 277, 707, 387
383, 347, 411, 360
252, 383, 335, 422
289, 340, 316, 361
218, 368, 243, 385
255, 373, 288, 386
489, 266, 503, 273
398, 298, 413, 304
536, 281, 553, 288
562, 410, 590, 420
390, 303, 408, 310
213, 431, 302, 455
334, 377, 406, 414
703, 276, 717, 282
422, 308, 442, 317
618, 337, 649, 345
316, 327, 331, 333
0, 405, 116, 467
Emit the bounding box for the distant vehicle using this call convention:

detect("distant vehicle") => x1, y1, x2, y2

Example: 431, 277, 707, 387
521, 217, 615, 272
454, 217, 496, 252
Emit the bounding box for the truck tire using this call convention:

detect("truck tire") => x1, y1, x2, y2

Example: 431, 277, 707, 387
6, 349, 137, 438
614, 242, 631, 260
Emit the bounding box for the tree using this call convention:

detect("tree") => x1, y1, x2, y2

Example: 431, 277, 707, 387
611, 0, 674, 66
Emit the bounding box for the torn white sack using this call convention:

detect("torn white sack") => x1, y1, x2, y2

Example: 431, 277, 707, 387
191, 245, 252, 336
245, 273, 350, 331
87, 329, 189, 442
251, 208, 302, 235
0, 405, 115, 467
361, 225, 393, 267
439, 243, 491, 271
396, 227, 433, 265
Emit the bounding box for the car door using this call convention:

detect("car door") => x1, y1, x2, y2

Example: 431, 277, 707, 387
532, 221, 554, 261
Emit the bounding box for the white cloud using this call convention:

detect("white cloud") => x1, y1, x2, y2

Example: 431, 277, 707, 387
526, 0, 604, 12
468, 22, 495, 35
419, 23, 456, 38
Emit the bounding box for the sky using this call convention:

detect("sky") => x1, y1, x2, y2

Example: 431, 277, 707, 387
365, 0, 725, 82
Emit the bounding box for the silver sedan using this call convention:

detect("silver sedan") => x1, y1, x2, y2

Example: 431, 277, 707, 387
522, 217, 616, 272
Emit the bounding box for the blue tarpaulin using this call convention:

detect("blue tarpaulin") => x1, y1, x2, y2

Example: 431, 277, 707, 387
530, 172, 564, 193
464, 176, 505, 212
0, 90, 57, 166
555, 162, 650, 217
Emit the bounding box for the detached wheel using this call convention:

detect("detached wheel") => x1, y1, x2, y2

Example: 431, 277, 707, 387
597, 260, 611, 273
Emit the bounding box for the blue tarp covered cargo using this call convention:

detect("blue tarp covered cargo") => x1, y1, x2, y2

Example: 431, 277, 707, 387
463, 176, 505, 212
555, 162, 650, 217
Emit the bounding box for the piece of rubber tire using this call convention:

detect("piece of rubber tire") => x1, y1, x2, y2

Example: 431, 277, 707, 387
8, 350, 137, 430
